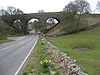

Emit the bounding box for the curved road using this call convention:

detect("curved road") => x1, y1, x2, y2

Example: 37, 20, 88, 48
0, 34, 38, 75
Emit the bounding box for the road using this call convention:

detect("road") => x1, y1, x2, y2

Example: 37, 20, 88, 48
0, 34, 38, 75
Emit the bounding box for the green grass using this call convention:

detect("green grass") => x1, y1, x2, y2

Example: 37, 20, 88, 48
48, 26, 100, 75
0, 40, 14, 44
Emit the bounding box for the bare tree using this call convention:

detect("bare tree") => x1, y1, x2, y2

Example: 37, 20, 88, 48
13, 8, 23, 15
63, 1, 78, 15
0, 9, 8, 16
7, 6, 23, 15
75, 0, 90, 16
63, 0, 90, 16
0, 6, 23, 16
7, 6, 15, 15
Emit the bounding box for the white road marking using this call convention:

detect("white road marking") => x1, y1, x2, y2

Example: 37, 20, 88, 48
7, 36, 26, 41
0, 45, 15, 52
14, 36, 39, 75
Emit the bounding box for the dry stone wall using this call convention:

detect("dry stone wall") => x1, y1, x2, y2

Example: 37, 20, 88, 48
46, 40, 88, 75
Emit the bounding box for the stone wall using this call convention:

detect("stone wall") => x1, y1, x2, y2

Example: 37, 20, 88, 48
46, 40, 88, 75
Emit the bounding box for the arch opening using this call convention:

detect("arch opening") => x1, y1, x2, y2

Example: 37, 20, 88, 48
27, 18, 41, 33
46, 17, 60, 29
12, 19, 23, 33
13, 19, 22, 28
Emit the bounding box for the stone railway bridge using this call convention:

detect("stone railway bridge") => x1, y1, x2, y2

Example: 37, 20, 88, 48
2, 12, 65, 33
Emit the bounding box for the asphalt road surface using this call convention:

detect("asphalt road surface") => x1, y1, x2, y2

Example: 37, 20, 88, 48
0, 34, 38, 75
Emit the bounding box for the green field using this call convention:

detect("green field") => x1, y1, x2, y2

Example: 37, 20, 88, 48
0, 40, 14, 44
48, 26, 100, 75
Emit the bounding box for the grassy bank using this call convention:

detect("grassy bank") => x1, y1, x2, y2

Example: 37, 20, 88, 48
48, 26, 100, 75
0, 40, 14, 44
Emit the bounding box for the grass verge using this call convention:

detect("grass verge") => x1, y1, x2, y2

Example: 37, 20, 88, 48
0, 40, 14, 44
5, 34, 26, 37
48, 26, 100, 75
22, 36, 60, 75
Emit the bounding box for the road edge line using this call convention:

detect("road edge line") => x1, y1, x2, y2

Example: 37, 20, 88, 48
14, 36, 39, 75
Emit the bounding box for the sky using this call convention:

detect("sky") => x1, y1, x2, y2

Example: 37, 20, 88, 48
0, 0, 99, 13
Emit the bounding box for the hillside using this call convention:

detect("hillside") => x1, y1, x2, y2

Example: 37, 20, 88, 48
47, 14, 100, 36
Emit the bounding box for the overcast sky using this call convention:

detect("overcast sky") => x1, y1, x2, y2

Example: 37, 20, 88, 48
0, 0, 99, 13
